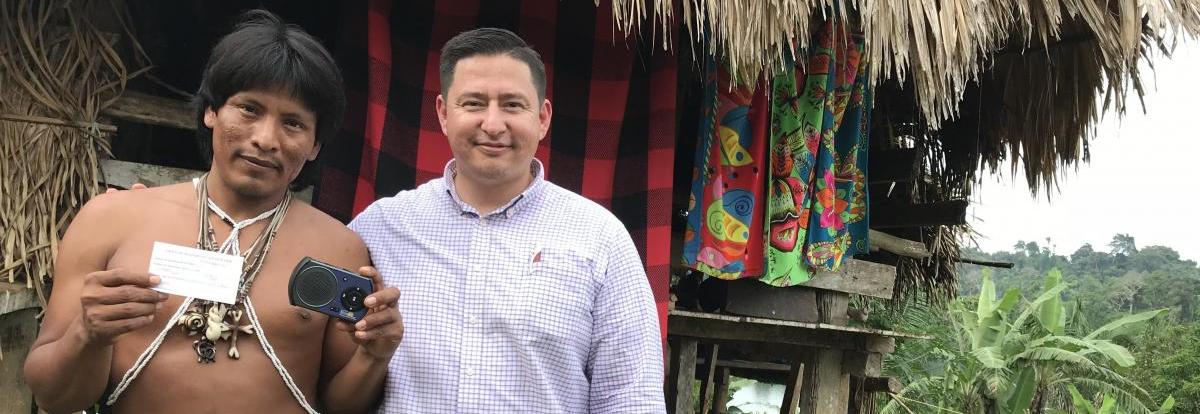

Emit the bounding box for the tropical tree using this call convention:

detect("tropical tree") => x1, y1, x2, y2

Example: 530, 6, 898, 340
1109, 234, 1138, 257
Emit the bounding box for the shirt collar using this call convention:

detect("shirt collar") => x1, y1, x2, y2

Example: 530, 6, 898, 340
442, 158, 546, 218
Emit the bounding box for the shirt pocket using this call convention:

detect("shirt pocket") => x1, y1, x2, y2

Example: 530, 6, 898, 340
505, 247, 596, 345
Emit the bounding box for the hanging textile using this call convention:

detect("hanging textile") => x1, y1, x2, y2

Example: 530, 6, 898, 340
681, 59, 770, 279
764, 20, 872, 286
678, 20, 873, 286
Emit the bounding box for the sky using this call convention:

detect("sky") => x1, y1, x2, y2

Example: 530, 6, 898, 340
969, 39, 1200, 262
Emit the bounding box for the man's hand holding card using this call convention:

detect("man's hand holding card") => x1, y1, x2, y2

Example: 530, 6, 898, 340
148, 242, 243, 304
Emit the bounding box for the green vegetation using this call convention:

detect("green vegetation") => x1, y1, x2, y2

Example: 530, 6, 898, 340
880, 235, 1199, 413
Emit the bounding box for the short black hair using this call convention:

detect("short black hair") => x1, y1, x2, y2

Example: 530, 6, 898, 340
194, 9, 345, 191
439, 28, 547, 102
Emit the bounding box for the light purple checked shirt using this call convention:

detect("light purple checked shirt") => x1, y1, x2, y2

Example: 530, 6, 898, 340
349, 160, 665, 413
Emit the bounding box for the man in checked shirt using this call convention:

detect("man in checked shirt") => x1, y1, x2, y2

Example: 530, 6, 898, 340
348, 28, 666, 413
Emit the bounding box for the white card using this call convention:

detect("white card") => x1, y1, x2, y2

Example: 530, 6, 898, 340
148, 242, 244, 304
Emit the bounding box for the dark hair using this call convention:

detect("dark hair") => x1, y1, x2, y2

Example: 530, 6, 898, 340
439, 28, 546, 102
194, 9, 345, 191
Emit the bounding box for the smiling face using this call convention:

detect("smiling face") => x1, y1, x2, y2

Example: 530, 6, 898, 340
436, 53, 551, 190
204, 89, 321, 199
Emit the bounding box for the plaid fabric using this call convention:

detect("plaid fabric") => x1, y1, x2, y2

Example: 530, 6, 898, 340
315, 0, 676, 342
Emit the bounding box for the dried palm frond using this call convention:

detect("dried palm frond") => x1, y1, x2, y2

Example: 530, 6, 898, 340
1, 0, 144, 305
610, 0, 1200, 193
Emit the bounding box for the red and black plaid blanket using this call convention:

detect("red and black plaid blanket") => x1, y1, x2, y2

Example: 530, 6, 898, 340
316, 0, 676, 341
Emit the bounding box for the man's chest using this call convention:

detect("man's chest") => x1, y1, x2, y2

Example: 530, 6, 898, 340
372, 224, 600, 347
107, 227, 329, 343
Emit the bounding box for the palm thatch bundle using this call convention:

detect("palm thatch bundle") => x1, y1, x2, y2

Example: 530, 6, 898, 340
611, 0, 1200, 193
0, 0, 142, 305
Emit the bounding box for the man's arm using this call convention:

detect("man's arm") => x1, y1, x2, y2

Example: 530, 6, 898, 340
587, 224, 667, 413
23, 193, 167, 413
315, 226, 404, 414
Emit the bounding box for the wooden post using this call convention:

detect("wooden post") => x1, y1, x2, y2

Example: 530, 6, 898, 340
816, 291, 850, 326
699, 344, 721, 414
714, 368, 730, 414
779, 358, 805, 414
666, 338, 698, 414
799, 291, 851, 414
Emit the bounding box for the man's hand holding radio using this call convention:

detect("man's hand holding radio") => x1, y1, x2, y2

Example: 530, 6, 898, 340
334, 266, 403, 360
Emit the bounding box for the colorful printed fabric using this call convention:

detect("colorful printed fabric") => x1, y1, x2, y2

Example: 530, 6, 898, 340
680, 21, 872, 286
764, 21, 872, 286
315, 0, 677, 341
680, 59, 770, 279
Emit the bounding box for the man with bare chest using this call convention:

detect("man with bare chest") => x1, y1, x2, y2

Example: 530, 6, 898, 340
22, 10, 403, 414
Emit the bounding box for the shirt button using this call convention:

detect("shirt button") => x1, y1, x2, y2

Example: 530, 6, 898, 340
468, 315, 478, 325
471, 264, 483, 273
465, 367, 476, 377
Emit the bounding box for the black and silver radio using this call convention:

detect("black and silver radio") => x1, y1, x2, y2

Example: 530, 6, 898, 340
288, 257, 374, 322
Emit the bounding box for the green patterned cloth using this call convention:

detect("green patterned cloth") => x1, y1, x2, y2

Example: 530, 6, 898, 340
763, 21, 872, 286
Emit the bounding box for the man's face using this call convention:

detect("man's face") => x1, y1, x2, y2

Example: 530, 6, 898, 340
436, 54, 551, 188
204, 89, 320, 198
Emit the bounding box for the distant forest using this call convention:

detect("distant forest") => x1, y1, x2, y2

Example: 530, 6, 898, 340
958, 235, 1199, 325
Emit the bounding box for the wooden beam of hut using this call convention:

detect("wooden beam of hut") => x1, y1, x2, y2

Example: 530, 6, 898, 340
102, 91, 194, 130
803, 259, 896, 299
868, 229, 929, 259
0, 113, 116, 134
869, 200, 968, 228
668, 310, 922, 353
842, 352, 883, 377
100, 159, 313, 202
956, 257, 1015, 268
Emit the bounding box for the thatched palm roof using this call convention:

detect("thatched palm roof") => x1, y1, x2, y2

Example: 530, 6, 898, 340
612, 0, 1200, 192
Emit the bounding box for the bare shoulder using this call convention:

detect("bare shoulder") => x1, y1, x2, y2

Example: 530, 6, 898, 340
66, 183, 193, 242
283, 201, 369, 267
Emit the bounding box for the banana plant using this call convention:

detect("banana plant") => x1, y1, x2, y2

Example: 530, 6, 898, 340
883, 269, 1169, 414
1045, 385, 1175, 414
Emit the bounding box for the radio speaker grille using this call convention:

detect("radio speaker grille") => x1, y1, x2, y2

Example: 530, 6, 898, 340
295, 267, 337, 307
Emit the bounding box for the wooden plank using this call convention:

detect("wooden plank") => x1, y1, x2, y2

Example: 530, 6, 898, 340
868, 148, 919, 183
671, 310, 927, 340
843, 352, 883, 377
802, 259, 896, 299
869, 229, 930, 259
102, 158, 203, 188
779, 359, 805, 414
725, 280, 818, 322
0, 282, 40, 316
711, 359, 791, 372
669, 312, 905, 354
870, 199, 968, 228
102, 91, 195, 130
667, 338, 699, 414
699, 344, 721, 414
100, 159, 313, 202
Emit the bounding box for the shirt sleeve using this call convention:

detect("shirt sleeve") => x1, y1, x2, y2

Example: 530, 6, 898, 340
586, 222, 667, 413
347, 199, 378, 235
